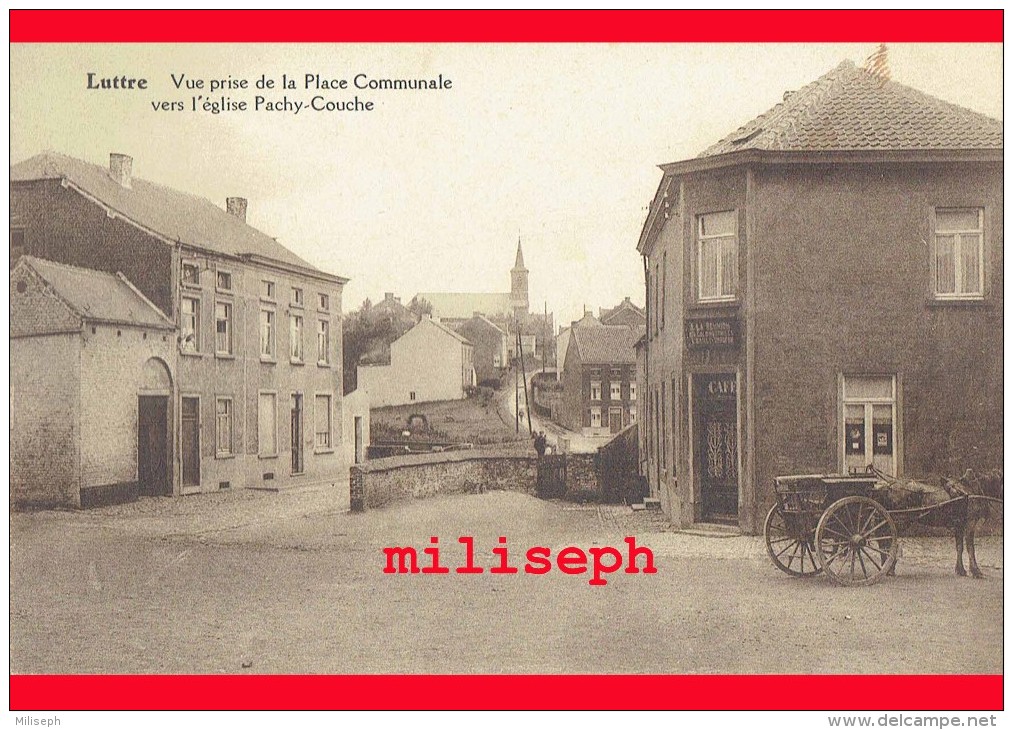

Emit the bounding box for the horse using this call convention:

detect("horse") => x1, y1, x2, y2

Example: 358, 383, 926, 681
872, 468, 1002, 579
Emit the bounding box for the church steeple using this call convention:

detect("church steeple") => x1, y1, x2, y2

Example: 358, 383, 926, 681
510, 238, 529, 317
512, 239, 527, 272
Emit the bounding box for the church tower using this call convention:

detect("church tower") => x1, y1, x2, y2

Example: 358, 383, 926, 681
510, 239, 529, 318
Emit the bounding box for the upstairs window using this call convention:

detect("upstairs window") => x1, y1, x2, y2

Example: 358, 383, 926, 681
216, 270, 233, 292
181, 296, 201, 352
291, 287, 304, 308
290, 315, 304, 362
317, 319, 330, 364
698, 210, 737, 302
629, 383, 637, 401
934, 208, 983, 299
215, 301, 233, 355
590, 381, 602, 401
610, 382, 621, 400
318, 293, 330, 311
260, 309, 276, 359
181, 261, 201, 287
260, 279, 276, 300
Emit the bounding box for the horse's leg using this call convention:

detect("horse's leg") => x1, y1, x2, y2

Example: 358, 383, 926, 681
954, 525, 967, 576
967, 511, 985, 579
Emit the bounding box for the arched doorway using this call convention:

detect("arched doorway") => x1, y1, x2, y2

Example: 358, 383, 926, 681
138, 357, 173, 497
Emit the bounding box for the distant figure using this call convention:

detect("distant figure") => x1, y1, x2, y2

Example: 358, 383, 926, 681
533, 431, 547, 457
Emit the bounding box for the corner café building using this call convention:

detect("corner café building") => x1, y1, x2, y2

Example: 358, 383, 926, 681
635, 61, 1002, 533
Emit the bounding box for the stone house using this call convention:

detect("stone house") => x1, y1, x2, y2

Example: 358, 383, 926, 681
599, 297, 646, 327
456, 313, 509, 385
10, 151, 351, 506
559, 325, 643, 436
11, 256, 176, 507
636, 60, 1002, 531
356, 316, 476, 408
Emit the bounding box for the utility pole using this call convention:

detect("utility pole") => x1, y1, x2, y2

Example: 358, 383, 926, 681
514, 328, 520, 434
542, 300, 547, 375
518, 327, 532, 435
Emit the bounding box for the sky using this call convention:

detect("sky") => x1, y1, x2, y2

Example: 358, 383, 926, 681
9, 42, 1002, 327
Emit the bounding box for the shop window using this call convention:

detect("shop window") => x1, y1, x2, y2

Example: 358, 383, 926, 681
842, 375, 896, 477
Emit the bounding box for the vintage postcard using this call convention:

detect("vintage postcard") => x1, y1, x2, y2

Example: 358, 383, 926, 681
7, 9, 1004, 717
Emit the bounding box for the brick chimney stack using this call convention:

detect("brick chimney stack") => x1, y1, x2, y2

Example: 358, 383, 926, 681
226, 197, 248, 223
109, 153, 133, 189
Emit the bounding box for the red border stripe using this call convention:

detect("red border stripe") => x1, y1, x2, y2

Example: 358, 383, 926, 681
8, 10, 1004, 43
8, 675, 1004, 711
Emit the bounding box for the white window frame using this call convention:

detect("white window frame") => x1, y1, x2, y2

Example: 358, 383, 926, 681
934, 207, 984, 300
610, 382, 621, 400
291, 287, 304, 308
629, 405, 637, 422
260, 279, 277, 301
215, 397, 234, 458
181, 295, 201, 353
258, 391, 278, 458
629, 382, 637, 402
590, 407, 602, 428
318, 292, 330, 312
260, 308, 276, 361
697, 210, 738, 303
590, 381, 602, 401
290, 314, 304, 363
215, 300, 233, 356
317, 319, 331, 365
314, 393, 333, 452
841, 375, 897, 477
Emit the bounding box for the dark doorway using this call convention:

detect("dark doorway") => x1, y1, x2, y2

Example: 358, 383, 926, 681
181, 397, 201, 488
609, 407, 623, 434
694, 374, 739, 523
291, 394, 304, 474
138, 395, 171, 496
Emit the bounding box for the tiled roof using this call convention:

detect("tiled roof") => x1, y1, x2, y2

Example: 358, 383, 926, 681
11, 152, 325, 272
599, 299, 645, 325
425, 316, 471, 345
414, 292, 513, 320
16, 255, 174, 329
700, 60, 1003, 157
571, 325, 644, 366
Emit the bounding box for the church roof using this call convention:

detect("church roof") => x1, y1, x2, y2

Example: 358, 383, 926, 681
513, 241, 527, 271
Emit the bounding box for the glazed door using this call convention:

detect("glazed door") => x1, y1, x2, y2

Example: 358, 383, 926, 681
694, 374, 739, 522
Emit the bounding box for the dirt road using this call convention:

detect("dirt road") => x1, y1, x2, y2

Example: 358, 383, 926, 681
10, 488, 1003, 674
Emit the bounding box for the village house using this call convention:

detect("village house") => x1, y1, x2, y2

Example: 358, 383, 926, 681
356, 316, 476, 408
554, 309, 600, 375
456, 313, 509, 385
636, 60, 1002, 532
10, 151, 352, 507
599, 297, 646, 327
559, 325, 643, 436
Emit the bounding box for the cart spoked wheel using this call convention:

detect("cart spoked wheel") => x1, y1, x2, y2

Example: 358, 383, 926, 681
764, 505, 822, 577
815, 496, 898, 586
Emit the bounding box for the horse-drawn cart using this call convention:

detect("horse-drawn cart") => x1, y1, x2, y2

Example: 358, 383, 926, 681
763, 473, 997, 586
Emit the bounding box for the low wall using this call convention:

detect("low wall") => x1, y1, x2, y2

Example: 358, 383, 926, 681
350, 446, 537, 511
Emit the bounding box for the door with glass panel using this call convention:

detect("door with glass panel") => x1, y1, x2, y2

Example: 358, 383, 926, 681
842, 375, 896, 476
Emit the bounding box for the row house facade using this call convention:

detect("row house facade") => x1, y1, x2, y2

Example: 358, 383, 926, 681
11, 151, 351, 506
559, 325, 643, 436
636, 60, 1002, 532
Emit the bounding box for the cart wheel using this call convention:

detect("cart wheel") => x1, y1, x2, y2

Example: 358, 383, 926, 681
815, 496, 898, 587
764, 505, 822, 577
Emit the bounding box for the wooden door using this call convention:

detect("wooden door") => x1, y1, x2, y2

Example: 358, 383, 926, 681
138, 396, 170, 496
181, 397, 200, 488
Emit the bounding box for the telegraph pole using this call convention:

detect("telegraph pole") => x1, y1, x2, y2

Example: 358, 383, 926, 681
514, 328, 520, 434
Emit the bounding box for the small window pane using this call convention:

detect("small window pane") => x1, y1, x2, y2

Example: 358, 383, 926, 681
960, 234, 981, 294
700, 239, 718, 297
700, 211, 736, 237
720, 239, 737, 296
936, 209, 980, 232
935, 235, 956, 294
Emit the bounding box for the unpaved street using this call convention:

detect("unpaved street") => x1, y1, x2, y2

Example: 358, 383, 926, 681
10, 488, 1003, 674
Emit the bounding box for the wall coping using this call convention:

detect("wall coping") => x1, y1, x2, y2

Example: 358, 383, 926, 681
354, 445, 537, 474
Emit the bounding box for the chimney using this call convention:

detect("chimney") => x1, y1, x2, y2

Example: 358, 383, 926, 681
384, 292, 395, 302
624, 296, 631, 303
109, 153, 133, 189
226, 197, 248, 223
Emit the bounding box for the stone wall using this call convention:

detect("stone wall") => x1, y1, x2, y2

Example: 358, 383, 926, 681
350, 446, 537, 511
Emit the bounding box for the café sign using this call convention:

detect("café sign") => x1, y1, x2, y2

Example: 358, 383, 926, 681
686, 317, 739, 350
